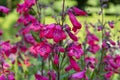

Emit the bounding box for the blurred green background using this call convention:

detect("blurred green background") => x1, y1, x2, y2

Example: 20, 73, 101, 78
0, 0, 120, 43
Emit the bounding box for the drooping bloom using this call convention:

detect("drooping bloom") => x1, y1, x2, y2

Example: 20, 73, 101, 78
72, 7, 87, 16
65, 25, 78, 41
88, 44, 100, 54
68, 11, 82, 32
30, 41, 51, 59
0, 6, 10, 14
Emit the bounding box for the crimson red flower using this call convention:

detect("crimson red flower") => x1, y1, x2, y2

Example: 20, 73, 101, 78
35, 74, 48, 80
0, 6, 10, 14
68, 11, 82, 32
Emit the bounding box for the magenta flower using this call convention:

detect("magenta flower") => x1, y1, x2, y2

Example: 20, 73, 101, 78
24, 33, 36, 45
72, 7, 87, 16
88, 44, 100, 54
17, 3, 28, 14
85, 57, 97, 69
17, 14, 36, 25
67, 43, 83, 59
70, 57, 80, 71
24, 0, 36, 7
0, 75, 6, 80
0, 30, 3, 36
104, 71, 113, 79
8, 74, 15, 80
30, 41, 51, 59
48, 71, 56, 80
68, 11, 82, 32
53, 54, 59, 65
108, 21, 114, 29
70, 69, 88, 80
35, 74, 48, 80
0, 6, 10, 14
40, 24, 66, 42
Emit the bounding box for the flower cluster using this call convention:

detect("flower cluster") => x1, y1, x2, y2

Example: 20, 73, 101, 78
0, 0, 120, 80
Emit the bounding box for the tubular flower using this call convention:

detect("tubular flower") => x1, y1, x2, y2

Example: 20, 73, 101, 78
70, 57, 80, 72
72, 7, 87, 16
0, 6, 10, 14
68, 11, 82, 32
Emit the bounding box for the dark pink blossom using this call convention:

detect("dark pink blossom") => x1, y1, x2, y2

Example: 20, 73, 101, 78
48, 71, 56, 80
30, 41, 51, 59
104, 71, 113, 79
35, 74, 49, 80
0, 30, 2, 36
17, 14, 36, 25
24, 0, 36, 7
71, 69, 88, 80
24, 33, 36, 45
72, 7, 87, 16
88, 44, 100, 54
68, 11, 82, 32
70, 57, 80, 71
65, 65, 72, 72
17, 3, 28, 14
67, 43, 83, 59
8, 74, 15, 80
109, 39, 116, 46
108, 21, 114, 29
0, 75, 6, 80
53, 54, 59, 65
85, 57, 97, 69
0, 6, 10, 14
40, 24, 66, 42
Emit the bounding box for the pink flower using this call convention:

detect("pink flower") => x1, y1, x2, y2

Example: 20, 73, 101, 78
53, 54, 59, 65
85, 57, 97, 69
48, 71, 56, 80
30, 41, 51, 59
35, 74, 48, 80
17, 14, 36, 25
104, 71, 113, 79
109, 39, 116, 46
71, 69, 88, 80
108, 21, 114, 29
68, 11, 82, 32
24, 33, 36, 45
40, 24, 66, 42
0, 30, 3, 36
70, 57, 80, 72
72, 7, 87, 16
8, 73, 15, 80
17, 3, 28, 14
0, 75, 6, 80
67, 43, 83, 59
24, 0, 36, 7
0, 6, 10, 14
88, 44, 100, 54
65, 65, 72, 72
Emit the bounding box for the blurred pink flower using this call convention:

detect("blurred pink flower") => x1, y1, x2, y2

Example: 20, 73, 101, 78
0, 6, 10, 14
